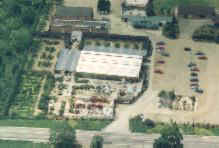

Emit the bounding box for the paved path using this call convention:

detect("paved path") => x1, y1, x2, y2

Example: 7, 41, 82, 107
77, 130, 219, 148
0, 127, 50, 143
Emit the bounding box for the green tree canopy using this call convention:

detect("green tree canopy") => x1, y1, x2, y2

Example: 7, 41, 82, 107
90, 135, 104, 148
50, 122, 80, 148
153, 122, 183, 148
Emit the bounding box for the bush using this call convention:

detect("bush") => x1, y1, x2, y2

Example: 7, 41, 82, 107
59, 101, 66, 116
114, 42, 120, 48
124, 43, 130, 48
38, 95, 51, 113
129, 115, 155, 133
134, 43, 139, 49
95, 41, 101, 46
104, 41, 111, 47
192, 25, 219, 43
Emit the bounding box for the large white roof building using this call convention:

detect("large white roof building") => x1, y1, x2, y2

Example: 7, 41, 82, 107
76, 50, 143, 78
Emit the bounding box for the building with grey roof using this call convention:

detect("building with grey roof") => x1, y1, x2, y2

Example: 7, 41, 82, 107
51, 6, 110, 33
55, 6, 94, 20
55, 49, 80, 72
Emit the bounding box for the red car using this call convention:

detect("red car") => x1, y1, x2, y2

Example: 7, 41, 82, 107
154, 69, 164, 74
156, 60, 165, 64
191, 68, 200, 72
198, 56, 208, 60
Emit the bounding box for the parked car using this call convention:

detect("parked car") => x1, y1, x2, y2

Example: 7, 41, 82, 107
198, 56, 208, 60
161, 52, 170, 57
184, 47, 191, 51
191, 72, 198, 77
190, 78, 199, 82
156, 60, 165, 64
156, 46, 165, 50
190, 83, 199, 87
156, 41, 166, 46
188, 62, 197, 68
154, 69, 164, 74
195, 51, 205, 56
191, 68, 200, 72
196, 88, 204, 94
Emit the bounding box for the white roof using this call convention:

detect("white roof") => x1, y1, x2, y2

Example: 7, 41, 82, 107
76, 50, 143, 78
124, 0, 149, 7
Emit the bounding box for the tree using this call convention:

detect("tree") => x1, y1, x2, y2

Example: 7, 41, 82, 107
97, 0, 111, 14
162, 16, 180, 39
50, 122, 80, 148
153, 122, 183, 148
90, 135, 104, 148
145, 0, 155, 16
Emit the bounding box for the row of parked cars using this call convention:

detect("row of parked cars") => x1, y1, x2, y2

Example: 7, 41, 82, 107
186, 47, 205, 94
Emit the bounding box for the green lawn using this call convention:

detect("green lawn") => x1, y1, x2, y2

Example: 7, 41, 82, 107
0, 119, 112, 131
0, 119, 63, 129
0, 140, 50, 148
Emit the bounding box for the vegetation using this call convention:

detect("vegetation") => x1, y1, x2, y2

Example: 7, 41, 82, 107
97, 0, 111, 14
162, 16, 180, 39
0, 0, 51, 117
153, 123, 183, 148
50, 122, 80, 148
59, 101, 66, 116
9, 71, 43, 118
129, 116, 219, 136
38, 74, 55, 113
0, 140, 50, 148
129, 115, 156, 133
158, 90, 176, 108
192, 25, 219, 43
152, 0, 212, 16
69, 119, 113, 131
90, 135, 104, 148
145, 0, 156, 16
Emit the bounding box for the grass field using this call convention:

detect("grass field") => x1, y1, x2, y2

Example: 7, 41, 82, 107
0, 119, 112, 131
0, 140, 50, 148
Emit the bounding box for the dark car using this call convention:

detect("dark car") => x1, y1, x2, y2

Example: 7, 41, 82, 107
156, 41, 166, 46
191, 72, 198, 77
190, 83, 199, 87
190, 78, 199, 82
196, 51, 205, 56
195, 88, 204, 94
184, 47, 191, 51
161, 52, 170, 57
188, 62, 197, 68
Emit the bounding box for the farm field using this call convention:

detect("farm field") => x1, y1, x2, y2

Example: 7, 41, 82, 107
0, 140, 50, 148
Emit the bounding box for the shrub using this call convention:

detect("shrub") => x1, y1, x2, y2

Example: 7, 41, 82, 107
124, 43, 130, 48
95, 41, 101, 46
59, 101, 66, 116
85, 40, 92, 46
134, 43, 139, 49
104, 41, 111, 47
114, 42, 120, 48
129, 115, 155, 133
38, 95, 51, 113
